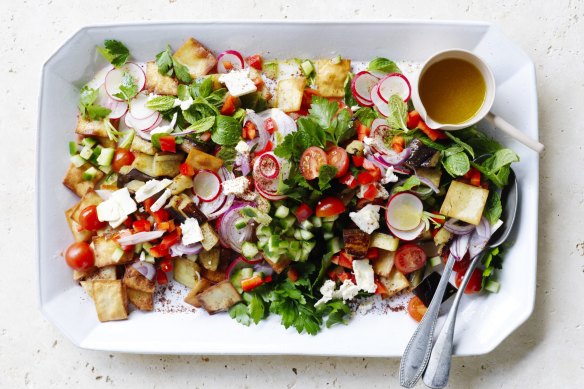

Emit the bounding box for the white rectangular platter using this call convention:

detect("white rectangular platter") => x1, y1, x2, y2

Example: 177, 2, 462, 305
37, 20, 539, 356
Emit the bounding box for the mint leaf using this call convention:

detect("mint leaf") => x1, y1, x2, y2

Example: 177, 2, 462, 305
394, 176, 421, 193
216, 146, 237, 171
386, 94, 408, 131
212, 115, 241, 146
146, 95, 176, 111
172, 57, 192, 84
97, 40, 130, 67
79, 86, 99, 107
184, 116, 215, 134
471, 149, 519, 188
155, 46, 174, 76
190, 77, 214, 98
318, 165, 337, 190
445, 132, 475, 158
368, 57, 402, 74
443, 152, 470, 177
483, 191, 502, 225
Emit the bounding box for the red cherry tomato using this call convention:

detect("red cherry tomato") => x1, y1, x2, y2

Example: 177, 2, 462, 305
326, 146, 349, 178
315, 196, 346, 217
159, 257, 173, 273
454, 268, 483, 294
351, 155, 364, 167
294, 203, 313, 223
156, 268, 168, 285
246, 54, 263, 71
394, 243, 427, 274
453, 253, 471, 273
64, 242, 95, 271
357, 171, 375, 185
300, 146, 327, 180
407, 296, 428, 322
78, 205, 106, 231
111, 148, 135, 172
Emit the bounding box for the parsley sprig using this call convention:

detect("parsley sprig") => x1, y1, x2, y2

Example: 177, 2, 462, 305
97, 40, 130, 67
78, 86, 111, 121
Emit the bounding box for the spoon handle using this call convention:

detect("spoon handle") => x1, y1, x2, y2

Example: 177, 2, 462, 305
422, 252, 485, 388
399, 253, 456, 388
485, 112, 544, 153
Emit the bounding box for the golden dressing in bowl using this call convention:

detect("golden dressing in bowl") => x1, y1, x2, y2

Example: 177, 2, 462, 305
419, 58, 486, 125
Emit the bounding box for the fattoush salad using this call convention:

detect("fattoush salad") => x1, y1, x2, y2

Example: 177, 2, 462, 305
62, 38, 518, 332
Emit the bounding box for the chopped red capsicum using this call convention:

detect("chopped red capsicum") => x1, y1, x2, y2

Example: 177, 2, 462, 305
241, 275, 265, 292
159, 136, 176, 153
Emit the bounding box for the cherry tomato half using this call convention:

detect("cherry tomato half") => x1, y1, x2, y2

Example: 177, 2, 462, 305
112, 148, 135, 173
300, 146, 327, 180
64, 242, 95, 271
294, 203, 313, 223
326, 146, 349, 178
79, 205, 106, 231
407, 296, 428, 322
454, 268, 483, 294
394, 243, 427, 274
315, 196, 346, 217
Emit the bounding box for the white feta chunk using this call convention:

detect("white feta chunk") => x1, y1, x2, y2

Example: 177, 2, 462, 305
352, 259, 377, 293
218, 69, 257, 97
96, 187, 137, 228
150, 188, 171, 212
349, 204, 381, 234
363, 137, 374, 146
381, 166, 399, 184
134, 179, 173, 203
357, 183, 389, 200
181, 218, 204, 246
222, 176, 250, 196
337, 279, 360, 300
314, 280, 337, 308
110, 187, 137, 215
235, 140, 250, 154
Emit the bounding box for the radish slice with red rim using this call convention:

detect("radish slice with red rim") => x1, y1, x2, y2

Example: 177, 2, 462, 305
371, 84, 391, 117
253, 152, 289, 200
388, 220, 425, 241
351, 71, 379, 103
370, 118, 388, 133
129, 92, 156, 119
385, 192, 424, 231
377, 73, 412, 103
354, 93, 374, 107
86, 65, 114, 89
258, 109, 297, 138
257, 153, 280, 179
217, 50, 244, 73
125, 111, 161, 132
105, 63, 146, 101
193, 170, 222, 202
96, 85, 128, 119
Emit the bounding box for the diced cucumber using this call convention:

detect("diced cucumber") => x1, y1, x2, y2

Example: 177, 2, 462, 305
241, 206, 271, 225
289, 240, 301, 258
299, 219, 313, 230
98, 165, 113, 174
241, 242, 259, 259
143, 254, 155, 264
264, 250, 280, 263
429, 256, 443, 267
70, 154, 86, 168
322, 221, 335, 233
97, 147, 115, 166
252, 271, 263, 278
88, 146, 102, 166
284, 228, 295, 238
82, 166, 99, 181
230, 269, 245, 293
408, 268, 425, 289
263, 61, 279, 79
267, 235, 280, 253
134, 244, 143, 254
256, 224, 272, 237
82, 137, 97, 148
279, 215, 296, 231
69, 141, 78, 156
240, 267, 254, 280
235, 218, 249, 230
323, 231, 334, 240
301, 240, 316, 261
310, 216, 322, 228
112, 247, 124, 263
274, 205, 290, 219
293, 229, 302, 240
79, 145, 93, 160
241, 206, 258, 218
325, 237, 343, 254
300, 60, 315, 76
142, 242, 153, 254
278, 240, 289, 249
300, 229, 314, 240
323, 215, 339, 222
484, 280, 501, 293
103, 172, 118, 185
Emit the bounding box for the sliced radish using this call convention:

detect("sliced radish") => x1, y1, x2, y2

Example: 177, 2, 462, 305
351, 71, 379, 103
198, 191, 227, 215
388, 220, 425, 241
354, 93, 374, 107
377, 73, 412, 103
129, 92, 156, 119
370, 118, 388, 133
252, 152, 289, 200
371, 84, 391, 117
255, 182, 287, 201
125, 111, 161, 132
86, 65, 114, 89
193, 170, 222, 202
96, 85, 128, 119
385, 192, 424, 231
105, 63, 146, 101
257, 153, 280, 179
217, 50, 244, 73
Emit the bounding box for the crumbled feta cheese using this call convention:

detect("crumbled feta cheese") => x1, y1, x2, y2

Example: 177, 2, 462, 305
173, 96, 194, 111
150, 112, 178, 135
96, 187, 137, 228
150, 188, 171, 212
181, 218, 204, 245
381, 166, 398, 184
349, 204, 381, 234
363, 137, 374, 146
314, 280, 337, 308
135, 179, 173, 203
352, 259, 377, 293
350, 105, 361, 112
235, 140, 250, 154
357, 183, 389, 200
337, 279, 360, 300
222, 176, 250, 196
218, 69, 257, 97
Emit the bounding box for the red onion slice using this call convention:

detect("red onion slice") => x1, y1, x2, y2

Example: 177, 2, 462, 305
219, 203, 254, 253
225, 256, 254, 280
170, 242, 203, 257
450, 233, 471, 261
414, 171, 440, 194
131, 261, 156, 281
468, 218, 491, 258
117, 230, 165, 246
444, 219, 476, 235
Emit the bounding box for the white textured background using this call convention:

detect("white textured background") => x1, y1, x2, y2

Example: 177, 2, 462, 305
1, 0, 583, 388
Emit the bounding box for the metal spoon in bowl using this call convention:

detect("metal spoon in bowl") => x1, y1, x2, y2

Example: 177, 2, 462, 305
422, 169, 518, 388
